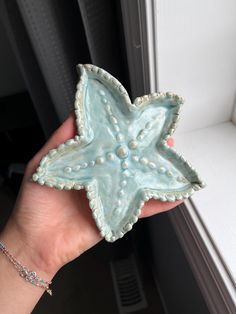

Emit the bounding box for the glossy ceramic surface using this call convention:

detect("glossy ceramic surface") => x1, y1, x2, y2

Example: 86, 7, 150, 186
32, 64, 205, 242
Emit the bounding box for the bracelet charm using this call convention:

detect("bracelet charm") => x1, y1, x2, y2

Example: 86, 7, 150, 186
0, 241, 52, 296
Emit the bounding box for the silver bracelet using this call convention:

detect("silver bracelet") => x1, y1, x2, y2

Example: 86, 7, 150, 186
0, 241, 52, 296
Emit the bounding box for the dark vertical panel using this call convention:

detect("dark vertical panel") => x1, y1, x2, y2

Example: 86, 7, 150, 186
146, 211, 209, 314
78, 0, 130, 92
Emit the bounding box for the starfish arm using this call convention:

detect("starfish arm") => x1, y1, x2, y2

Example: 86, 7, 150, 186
127, 92, 183, 150
32, 140, 104, 190
75, 64, 135, 146
130, 145, 205, 202
85, 174, 143, 242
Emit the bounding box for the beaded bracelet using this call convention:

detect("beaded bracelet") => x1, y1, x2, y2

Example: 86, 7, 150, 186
0, 241, 52, 295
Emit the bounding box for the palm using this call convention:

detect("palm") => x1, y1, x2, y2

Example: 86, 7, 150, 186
13, 174, 101, 269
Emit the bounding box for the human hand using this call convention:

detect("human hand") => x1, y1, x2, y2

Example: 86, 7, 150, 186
1, 114, 182, 277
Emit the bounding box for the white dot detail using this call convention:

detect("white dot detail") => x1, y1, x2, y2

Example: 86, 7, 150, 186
99, 90, 105, 96
149, 162, 156, 169
119, 189, 124, 196
132, 155, 139, 162
105, 104, 112, 114
106, 152, 115, 161
64, 167, 72, 173
125, 223, 132, 231
89, 160, 95, 167
158, 167, 166, 173
110, 116, 118, 124
121, 180, 127, 187
96, 156, 105, 164
116, 133, 124, 141
140, 157, 148, 165
121, 161, 129, 169
122, 170, 130, 177
32, 174, 38, 181
116, 145, 129, 159
81, 162, 88, 169
137, 134, 144, 141
128, 140, 138, 150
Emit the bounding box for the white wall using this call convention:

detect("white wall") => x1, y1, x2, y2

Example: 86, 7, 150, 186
156, 0, 236, 133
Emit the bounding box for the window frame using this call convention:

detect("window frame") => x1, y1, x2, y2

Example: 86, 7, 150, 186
120, 0, 236, 312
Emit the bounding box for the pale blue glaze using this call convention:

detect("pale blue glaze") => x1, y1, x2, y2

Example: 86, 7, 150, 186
32, 64, 205, 242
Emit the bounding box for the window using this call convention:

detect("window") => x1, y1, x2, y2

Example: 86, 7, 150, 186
121, 0, 236, 311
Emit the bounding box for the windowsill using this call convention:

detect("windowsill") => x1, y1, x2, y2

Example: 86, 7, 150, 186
174, 121, 236, 307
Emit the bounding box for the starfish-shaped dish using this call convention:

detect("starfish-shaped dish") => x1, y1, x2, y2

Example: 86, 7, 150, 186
32, 64, 205, 242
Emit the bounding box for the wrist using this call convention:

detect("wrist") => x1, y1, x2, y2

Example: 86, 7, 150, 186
0, 222, 56, 314
0, 220, 59, 280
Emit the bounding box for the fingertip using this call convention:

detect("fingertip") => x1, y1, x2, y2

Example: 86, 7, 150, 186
48, 112, 77, 145
167, 137, 174, 147
140, 199, 183, 218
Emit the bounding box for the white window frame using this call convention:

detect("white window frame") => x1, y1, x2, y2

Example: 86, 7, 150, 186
121, 1, 236, 312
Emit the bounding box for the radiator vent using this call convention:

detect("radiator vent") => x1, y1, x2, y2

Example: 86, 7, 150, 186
110, 254, 147, 314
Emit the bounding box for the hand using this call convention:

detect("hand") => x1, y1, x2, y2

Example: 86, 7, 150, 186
1, 114, 182, 276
